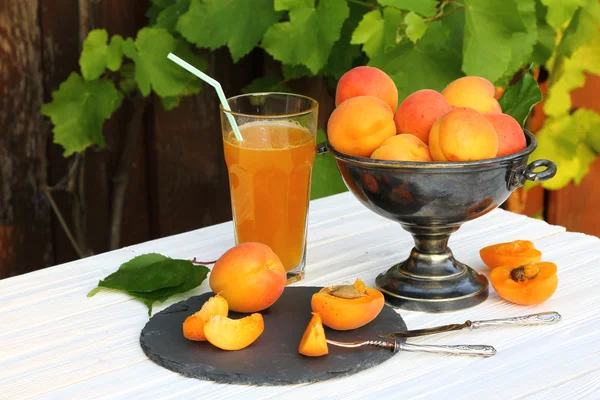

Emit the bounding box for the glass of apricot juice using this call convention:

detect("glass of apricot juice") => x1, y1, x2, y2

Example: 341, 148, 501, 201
220, 93, 318, 283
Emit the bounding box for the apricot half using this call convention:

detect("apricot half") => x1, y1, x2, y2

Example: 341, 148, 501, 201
183, 294, 229, 341
298, 312, 329, 357
210, 243, 286, 313
203, 313, 264, 351
480, 240, 542, 270
490, 262, 558, 305
311, 279, 384, 331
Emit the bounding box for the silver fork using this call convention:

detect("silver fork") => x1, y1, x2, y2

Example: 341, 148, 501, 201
326, 339, 496, 357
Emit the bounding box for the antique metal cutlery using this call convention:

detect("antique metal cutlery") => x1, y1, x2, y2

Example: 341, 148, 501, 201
326, 339, 496, 357
379, 311, 561, 339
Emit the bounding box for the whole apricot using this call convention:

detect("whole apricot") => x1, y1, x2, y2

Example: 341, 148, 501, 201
484, 113, 527, 157
210, 242, 286, 313
298, 312, 329, 357
429, 107, 498, 161
442, 76, 502, 114
371, 134, 433, 162
311, 278, 384, 331
204, 313, 264, 351
327, 96, 396, 157
394, 89, 451, 144
336, 66, 398, 111
183, 294, 229, 341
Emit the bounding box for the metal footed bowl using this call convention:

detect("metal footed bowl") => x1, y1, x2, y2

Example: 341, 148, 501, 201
319, 130, 556, 312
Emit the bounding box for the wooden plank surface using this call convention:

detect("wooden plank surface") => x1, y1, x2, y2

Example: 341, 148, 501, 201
2, 192, 599, 399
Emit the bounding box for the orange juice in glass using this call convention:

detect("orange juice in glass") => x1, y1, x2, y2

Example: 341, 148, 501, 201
220, 93, 318, 283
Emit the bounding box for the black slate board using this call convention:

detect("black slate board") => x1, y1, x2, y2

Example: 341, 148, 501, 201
140, 286, 406, 386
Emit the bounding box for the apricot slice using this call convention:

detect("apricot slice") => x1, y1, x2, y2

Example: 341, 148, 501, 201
336, 66, 399, 111
182, 294, 229, 341
371, 134, 433, 162
298, 312, 329, 357
311, 278, 384, 331
490, 262, 558, 305
203, 313, 264, 351
442, 76, 502, 114
394, 89, 451, 144
480, 240, 542, 270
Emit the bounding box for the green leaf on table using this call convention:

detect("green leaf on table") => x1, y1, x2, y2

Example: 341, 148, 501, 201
462, 0, 528, 83
242, 76, 292, 94
262, 0, 349, 74
121, 27, 203, 97
540, 0, 585, 29
404, 12, 427, 43
275, 0, 313, 10
500, 0, 537, 86
377, 0, 438, 17
556, 0, 600, 57
498, 72, 543, 126
351, 8, 403, 58
153, 0, 191, 33
544, 31, 600, 117
369, 20, 463, 101
532, 0, 556, 65
311, 130, 348, 200
41, 72, 123, 156
177, 0, 279, 62
80, 30, 124, 80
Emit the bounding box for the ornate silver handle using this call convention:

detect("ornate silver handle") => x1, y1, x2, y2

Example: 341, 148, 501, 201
398, 342, 496, 357
470, 311, 561, 330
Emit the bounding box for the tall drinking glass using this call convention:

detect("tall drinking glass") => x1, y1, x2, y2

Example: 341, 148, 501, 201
220, 93, 318, 283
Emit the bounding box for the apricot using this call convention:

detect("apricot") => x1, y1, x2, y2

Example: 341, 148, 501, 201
394, 89, 452, 144
336, 66, 398, 111
442, 76, 502, 114
429, 107, 498, 161
484, 113, 527, 157
490, 262, 558, 305
298, 312, 329, 357
311, 278, 384, 331
210, 242, 286, 313
182, 294, 229, 341
480, 240, 542, 270
327, 96, 396, 157
204, 313, 264, 351
371, 134, 433, 162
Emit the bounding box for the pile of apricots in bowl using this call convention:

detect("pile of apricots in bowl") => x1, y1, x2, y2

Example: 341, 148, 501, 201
328, 66, 527, 162
181, 238, 557, 356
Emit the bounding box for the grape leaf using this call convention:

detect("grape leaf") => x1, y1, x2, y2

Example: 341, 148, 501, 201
544, 31, 600, 117
282, 64, 315, 80
242, 76, 292, 94
311, 130, 348, 199
404, 12, 427, 43
80, 30, 124, 80
498, 72, 543, 126
262, 0, 349, 74
501, 0, 537, 84
462, 0, 528, 83
557, 0, 600, 57
351, 8, 403, 58
121, 27, 203, 97
532, 1, 556, 65
41, 73, 123, 156
154, 0, 190, 33
177, 0, 279, 62
161, 96, 181, 110
275, 0, 313, 10
540, 0, 585, 29
369, 20, 463, 101
378, 0, 438, 17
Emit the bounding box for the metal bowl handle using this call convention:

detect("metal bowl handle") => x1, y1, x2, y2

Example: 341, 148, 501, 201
523, 159, 557, 182
316, 141, 328, 154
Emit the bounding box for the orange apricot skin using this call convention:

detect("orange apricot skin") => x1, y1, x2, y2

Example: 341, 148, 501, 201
429, 107, 498, 161
371, 134, 433, 162
336, 66, 398, 111
484, 113, 527, 157
311, 287, 384, 331
182, 294, 229, 341
210, 243, 286, 313
204, 313, 264, 351
480, 240, 542, 270
394, 89, 451, 144
328, 96, 397, 157
490, 262, 558, 305
442, 76, 502, 114
298, 312, 329, 357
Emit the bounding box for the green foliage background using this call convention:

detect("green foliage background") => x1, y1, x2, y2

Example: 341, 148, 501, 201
42, 0, 600, 198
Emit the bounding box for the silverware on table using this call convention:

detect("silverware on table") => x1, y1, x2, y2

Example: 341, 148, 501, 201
378, 311, 562, 339
326, 339, 496, 357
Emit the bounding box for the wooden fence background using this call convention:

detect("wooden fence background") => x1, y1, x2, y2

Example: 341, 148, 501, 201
1, 0, 599, 279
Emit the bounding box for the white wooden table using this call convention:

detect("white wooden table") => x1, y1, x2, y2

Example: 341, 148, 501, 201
2, 192, 600, 399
